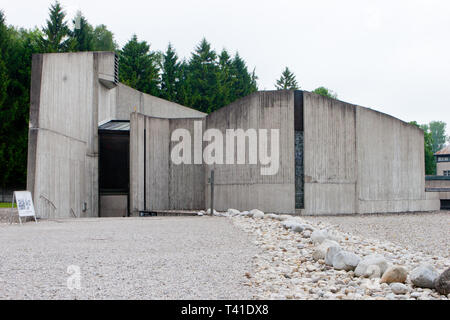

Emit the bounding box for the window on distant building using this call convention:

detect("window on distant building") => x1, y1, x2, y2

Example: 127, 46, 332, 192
444, 170, 450, 176
438, 156, 450, 162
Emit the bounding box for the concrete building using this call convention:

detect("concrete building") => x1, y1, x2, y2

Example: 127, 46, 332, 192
435, 146, 450, 176
27, 52, 440, 218
425, 146, 450, 210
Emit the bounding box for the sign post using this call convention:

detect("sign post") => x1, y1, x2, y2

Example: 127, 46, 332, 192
10, 191, 37, 225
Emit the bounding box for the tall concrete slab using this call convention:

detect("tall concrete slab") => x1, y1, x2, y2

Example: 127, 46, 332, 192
169, 118, 206, 210
204, 91, 295, 213
303, 92, 357, 215
27, 52, 117, 218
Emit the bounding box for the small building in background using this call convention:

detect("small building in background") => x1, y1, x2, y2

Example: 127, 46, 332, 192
435, 146, 450, 176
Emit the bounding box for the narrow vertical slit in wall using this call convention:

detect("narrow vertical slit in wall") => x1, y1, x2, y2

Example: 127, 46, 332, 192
144, 126, 147, 211
294, 91, 304, 209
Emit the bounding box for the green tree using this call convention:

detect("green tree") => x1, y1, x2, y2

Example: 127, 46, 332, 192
313, 86, 337, 99
410, 121, 436, 175
0, 10, 41, 188
186, 38, 220, 113
92, 24, 118, 51
160, 43, 180, 101
428, 121, 447, 153
41, 1, 70, 52
230, 52, 258, 100
0, 11, 9, 109
216, 49, 234, 107
70, 11, 94, 51
275, 67, 299, 90
119, 34, 160, 96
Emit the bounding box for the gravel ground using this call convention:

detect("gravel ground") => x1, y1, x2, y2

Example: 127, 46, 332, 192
229, 211, 450, 300
306, 211, 450, 258
0, 217, 257, 300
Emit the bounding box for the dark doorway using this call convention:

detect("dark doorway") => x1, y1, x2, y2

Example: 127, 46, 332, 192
99, 121, 130, 217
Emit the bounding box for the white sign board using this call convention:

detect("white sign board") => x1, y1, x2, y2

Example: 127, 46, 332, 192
11, 191, 37, 224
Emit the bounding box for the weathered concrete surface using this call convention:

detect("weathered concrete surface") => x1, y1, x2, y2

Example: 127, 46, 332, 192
130, 113, 205, 214
27, 52, 107, 219
205, 91, 295, 213
113, 83, 206, 121
303, 93, 357, 215
302, 92, 440, 215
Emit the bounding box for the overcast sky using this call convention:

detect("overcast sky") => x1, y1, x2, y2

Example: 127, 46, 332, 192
2, 0, 449, 136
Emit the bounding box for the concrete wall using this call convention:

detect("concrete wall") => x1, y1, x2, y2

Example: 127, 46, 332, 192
303, 92, 357, 215
204, 91, 295, 213
302, 92, 440, 215
437, 161, 450, 176
111, 83, 206, 121
129, 113, 205, 214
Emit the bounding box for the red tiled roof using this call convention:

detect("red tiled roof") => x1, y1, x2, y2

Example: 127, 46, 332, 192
435, 145, 450, 155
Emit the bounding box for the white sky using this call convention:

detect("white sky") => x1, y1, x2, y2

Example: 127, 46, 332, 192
2, 0, 449, 135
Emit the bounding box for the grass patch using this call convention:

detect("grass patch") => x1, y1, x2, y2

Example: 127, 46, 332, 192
0, 202, 16, 208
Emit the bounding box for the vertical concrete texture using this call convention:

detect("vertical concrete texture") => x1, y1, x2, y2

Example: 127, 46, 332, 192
204, 91, 295, 213
169, 118, 206, 210
302, 92, 440, 215
27, 52, 117, 218
129, 113, 205, 214
303, 92, 357, 215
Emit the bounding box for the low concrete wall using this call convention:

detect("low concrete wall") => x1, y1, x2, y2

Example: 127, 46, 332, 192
115, 84, 206, 121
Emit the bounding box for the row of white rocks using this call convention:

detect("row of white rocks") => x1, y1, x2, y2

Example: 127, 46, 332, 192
198, 208, 450, 300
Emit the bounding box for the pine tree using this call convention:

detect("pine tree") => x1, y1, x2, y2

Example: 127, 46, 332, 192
70, 11, 94, 52
187, 38, 220, 113
231, 53, 258, 100
119, 34, 160, 96
160, 43, 180, 101
216, 49, 234, 107
92, 24, 117, 51
275, 67, 299, 90
0, 11, 9, 108
41, 1, 70, 52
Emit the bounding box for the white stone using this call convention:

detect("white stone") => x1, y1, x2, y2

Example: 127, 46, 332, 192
250, 209, 264, 218
355, 254, 389, 278
227, 209, 240, 216
332, 251, 361, 271
410, 264, 439, 289
390, 283, 409, 295
325, 246, 343, 266
313, 239, 341, 261
310, 229, 338, 244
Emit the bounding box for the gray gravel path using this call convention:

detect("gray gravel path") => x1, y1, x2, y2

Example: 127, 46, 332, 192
0, 216, 257, 300
306, 211, 450, 258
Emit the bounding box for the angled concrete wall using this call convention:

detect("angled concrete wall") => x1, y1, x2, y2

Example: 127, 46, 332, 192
27, 52, 117, 218
108, 83, 206, 122
302, 92, 440, 215
204, 91, 295, 213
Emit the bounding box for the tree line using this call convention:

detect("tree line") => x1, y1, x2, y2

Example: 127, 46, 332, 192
0, 1, 447, 188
